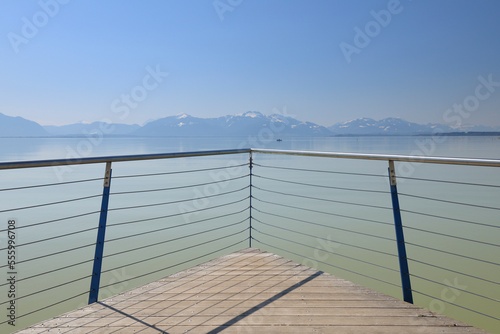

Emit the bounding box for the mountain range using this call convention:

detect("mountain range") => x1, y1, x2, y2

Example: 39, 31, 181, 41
0, 113, 48, 137
133, 112, 332, 137
1, 111, 499, 137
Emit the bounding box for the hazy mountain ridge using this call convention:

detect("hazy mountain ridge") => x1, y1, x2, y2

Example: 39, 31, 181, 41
1, 112, 499, 137
328, 117, 500, 135
44, 122, 141, 136
0, 113, 48, 137
328, 117, 452, 135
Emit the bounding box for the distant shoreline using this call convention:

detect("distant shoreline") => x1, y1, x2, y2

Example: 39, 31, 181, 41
331, 132, 500, 137
1, 132, 500, 139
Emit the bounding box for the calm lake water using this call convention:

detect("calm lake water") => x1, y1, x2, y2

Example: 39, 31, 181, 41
1, 135, 499, 333
1, 135, 500, 162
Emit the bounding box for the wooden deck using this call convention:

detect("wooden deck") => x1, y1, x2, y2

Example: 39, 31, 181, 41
15, 248, 490, 333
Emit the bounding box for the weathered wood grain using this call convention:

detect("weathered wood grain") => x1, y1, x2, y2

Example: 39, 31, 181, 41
15, 248, 491, 334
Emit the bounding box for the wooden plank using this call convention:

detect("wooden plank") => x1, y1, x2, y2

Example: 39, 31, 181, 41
133, 306, 433, 317
14, 248, 491, 334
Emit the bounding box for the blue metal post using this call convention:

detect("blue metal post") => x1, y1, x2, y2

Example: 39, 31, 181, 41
249, 152, 253, 248
89, 162, 112, 304
388, 160, 413, 304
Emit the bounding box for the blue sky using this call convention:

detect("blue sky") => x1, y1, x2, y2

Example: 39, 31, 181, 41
1, 0, 499, 127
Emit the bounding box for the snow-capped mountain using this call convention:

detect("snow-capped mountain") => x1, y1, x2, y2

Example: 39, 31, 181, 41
132, 113, 224, 136
328, 118, 456, 135
133, 111, 331, 136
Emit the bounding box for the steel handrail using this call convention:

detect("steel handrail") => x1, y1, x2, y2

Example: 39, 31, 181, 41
2, 148, 500, 170
0, 148, 251, 170
251, 148, 500, 167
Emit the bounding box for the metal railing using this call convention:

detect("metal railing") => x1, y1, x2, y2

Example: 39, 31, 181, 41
0, 148, 499, 333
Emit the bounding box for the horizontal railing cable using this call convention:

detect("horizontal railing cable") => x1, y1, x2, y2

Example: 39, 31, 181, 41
0, 226, 98, 252
102, 226, 248, 275
405, 241, 500, 266
100, 237, 248, 291
0, 290, 90, 326
107, 208, 248, 248
253, 174, 388, 194
253, 162, 386, 178
0, 177, 103, 192
402, 225, 499, 248
105, 209, 247, 244
107, 196, 249, 228
254, 185, 392, 212
0, 246, 90, 271
252, 234, 400, 289
0, 193, 102, 213
409, 272, 499, 303
406, 257, 500, 286
398, 175, 500, 188
0, 258, 95, 287
254, 203, 392, 228
102, 233, 247, 278
112, 162, 249, 179
105, 221, 247, 260
254, 228, 399, 279
253, 217, 399, 274
0, 274, 92, 306
253, 207, 397, 258
402, 209, 500, 230
0, 210, 100, 233
253, 197, 395, 242
13, 242, 96, 266
411, 289, 500, 322
110, 174, 249, 196
99, 235, 248, 289
108, 185, 249, 212
399, 192, 500, 211
99, 244, 261, 312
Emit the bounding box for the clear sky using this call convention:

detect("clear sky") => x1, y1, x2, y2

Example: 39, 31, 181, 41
1, 0, 499, 127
